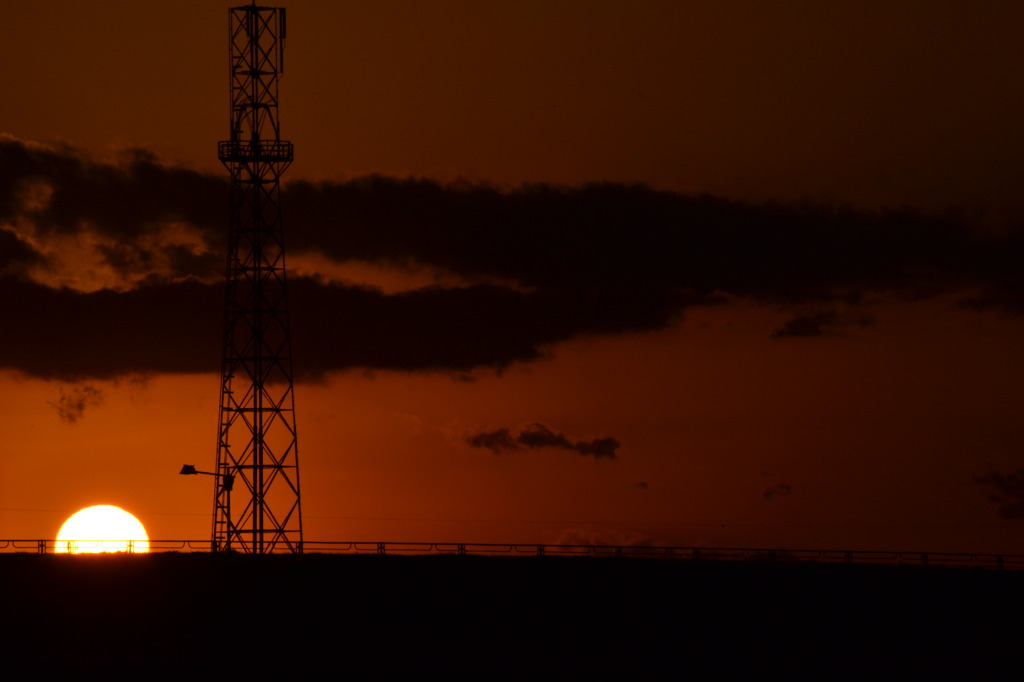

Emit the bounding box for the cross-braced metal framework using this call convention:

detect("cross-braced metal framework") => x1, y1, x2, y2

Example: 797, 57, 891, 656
213, 2, 302, 553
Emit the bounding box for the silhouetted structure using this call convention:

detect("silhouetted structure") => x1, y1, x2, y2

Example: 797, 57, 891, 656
213, 2, 302, 552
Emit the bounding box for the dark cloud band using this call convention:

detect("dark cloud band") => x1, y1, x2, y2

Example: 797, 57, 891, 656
2, 136, 1024, 379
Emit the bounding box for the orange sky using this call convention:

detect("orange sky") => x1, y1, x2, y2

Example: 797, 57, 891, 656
1, 1, 1024, 554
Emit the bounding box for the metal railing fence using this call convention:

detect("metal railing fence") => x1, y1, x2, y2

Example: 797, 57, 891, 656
1, 538, 1022, 569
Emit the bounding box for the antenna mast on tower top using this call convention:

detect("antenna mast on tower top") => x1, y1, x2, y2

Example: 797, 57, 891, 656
213, 2, 302, 553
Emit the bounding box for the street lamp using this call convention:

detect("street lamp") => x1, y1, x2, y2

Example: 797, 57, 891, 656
180, 464, 236, 551
179, 464, 234, 491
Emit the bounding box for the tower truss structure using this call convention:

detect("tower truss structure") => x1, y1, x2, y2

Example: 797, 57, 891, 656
213, 2, 302, 553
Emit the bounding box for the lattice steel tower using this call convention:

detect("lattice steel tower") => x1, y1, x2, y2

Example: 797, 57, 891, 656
213, 2, 302, 553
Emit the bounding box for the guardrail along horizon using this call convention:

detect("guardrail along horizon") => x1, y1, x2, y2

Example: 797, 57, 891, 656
1, 539, 1022, 569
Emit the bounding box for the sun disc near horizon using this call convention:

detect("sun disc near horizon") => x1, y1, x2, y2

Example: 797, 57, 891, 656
55, 505, 150, 554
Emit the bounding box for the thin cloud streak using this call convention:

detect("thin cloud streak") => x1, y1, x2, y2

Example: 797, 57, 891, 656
466, 423, 620, 460
772, 310, 875, 339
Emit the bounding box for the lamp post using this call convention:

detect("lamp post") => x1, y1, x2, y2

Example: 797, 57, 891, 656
179, 465, 235, 551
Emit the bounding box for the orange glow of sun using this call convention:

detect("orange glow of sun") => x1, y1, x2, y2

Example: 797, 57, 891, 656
54, 505, 150, 554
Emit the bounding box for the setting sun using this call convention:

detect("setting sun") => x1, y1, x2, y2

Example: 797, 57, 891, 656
54, 505, 150, 554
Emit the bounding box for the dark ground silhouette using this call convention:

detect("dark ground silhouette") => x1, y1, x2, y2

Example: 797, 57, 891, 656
2, 553, 1022, 678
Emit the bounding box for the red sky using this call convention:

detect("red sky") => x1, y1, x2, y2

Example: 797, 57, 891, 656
1, 1, 1024, 554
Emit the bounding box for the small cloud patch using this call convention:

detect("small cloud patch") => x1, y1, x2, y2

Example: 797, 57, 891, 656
48, 385, 103, 424
772, 310, 874, 338
466, 422, 620, 459
975, 470, 1024, 519
763, 482, 792, 501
